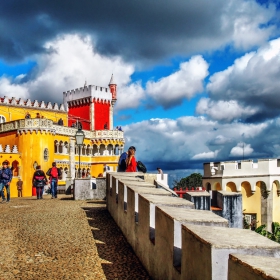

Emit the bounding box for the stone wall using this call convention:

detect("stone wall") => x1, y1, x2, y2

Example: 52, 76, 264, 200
106, 173, 280, 280
74, 178, 106, 200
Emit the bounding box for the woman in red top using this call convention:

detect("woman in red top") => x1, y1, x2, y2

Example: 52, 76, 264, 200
126, 147, 137, 172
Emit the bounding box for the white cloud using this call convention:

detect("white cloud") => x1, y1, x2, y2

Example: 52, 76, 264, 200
230, 142, 254, 157
229, 0, 276, 49
0, 77, 29, 99
202, 38, 280, 122
192, 150, 220, 160
146, 56, 209, 109
0, 34, 142, 110
123, 115, 272, 168
196, 98, 259, 122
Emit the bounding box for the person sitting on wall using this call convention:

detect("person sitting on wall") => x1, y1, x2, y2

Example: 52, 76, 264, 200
157, 167, 164, 180
118, 126, 122, 131
25, 112, 31, 119
104, 122, 108, 130
36, 112, 41, 118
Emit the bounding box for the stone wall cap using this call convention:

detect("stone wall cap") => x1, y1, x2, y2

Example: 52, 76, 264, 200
182, 224, 280, 249
122, 181, 155, 187
139, 193, 194, 208
158, 206, 228, 224
127, 186, 171, 196
218, 191, 242, 196
185, 192, 211, 197
229, 254, 280, 279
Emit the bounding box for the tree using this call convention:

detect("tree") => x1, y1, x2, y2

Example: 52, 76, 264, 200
173, 173, 202, 190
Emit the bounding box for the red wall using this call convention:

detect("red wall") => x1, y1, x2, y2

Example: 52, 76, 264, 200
94, 102, 110, 130
68, 103, 90, 130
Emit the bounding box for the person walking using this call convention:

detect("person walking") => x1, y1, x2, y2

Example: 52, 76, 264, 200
46, 162, 62, 199
0, 160, 13, 203
32, 165, 48, 199
126, 146, 137, 172
16, 178, 23, 197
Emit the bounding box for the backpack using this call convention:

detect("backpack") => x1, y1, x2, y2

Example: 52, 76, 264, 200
137, 161, 147, 173
47, 167, 61, 178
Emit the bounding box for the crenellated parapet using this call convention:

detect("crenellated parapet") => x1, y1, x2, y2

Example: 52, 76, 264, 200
0, 144, 19, 153
0, 96, 65, 111
63, 85, 112, 110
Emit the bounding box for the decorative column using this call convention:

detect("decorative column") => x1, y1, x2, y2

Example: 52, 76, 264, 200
109, 102, 114, 130
65, 137, 76, 193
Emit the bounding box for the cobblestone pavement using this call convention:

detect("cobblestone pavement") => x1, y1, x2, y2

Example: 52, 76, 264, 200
0, 195, 151, 280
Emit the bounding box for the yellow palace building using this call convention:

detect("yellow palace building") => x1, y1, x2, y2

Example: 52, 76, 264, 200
0, 75, 125, 197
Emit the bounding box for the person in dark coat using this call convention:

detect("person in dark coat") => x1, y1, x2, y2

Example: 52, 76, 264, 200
0, 160, 13, 202
32, 165, 48, 199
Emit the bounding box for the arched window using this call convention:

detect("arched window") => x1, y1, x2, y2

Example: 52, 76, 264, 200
0, 115, 6, 123
12, 160, 19, 176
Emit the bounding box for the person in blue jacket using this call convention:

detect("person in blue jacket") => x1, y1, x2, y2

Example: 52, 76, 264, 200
0, 160, 13, 203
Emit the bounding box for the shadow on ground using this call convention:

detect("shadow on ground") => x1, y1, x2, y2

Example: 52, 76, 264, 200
83, 206, 151, 280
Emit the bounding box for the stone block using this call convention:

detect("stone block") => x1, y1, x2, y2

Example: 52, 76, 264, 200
153, 206, 228, 280
181, 225, 280, 280
136, 194, 195, 276
183, 191, 211, 210
228, 254, 280, 280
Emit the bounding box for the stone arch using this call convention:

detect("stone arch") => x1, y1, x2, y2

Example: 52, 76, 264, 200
92, 144, 98, 156
205, 182, 211, 192
114, 144, 120, 155
99, 144, 106, 155
86, 145, 91, 156
63, 141, 69, 154
12, 160, 19, 176
226, 181, 237, 192
212, 182, 221, 191
81, 144, 86, 156
58, 141, 63, 153
107, 144, 113, 155
54, 140, 58, 153
242, 180, 261, 227
272, 180, 280, 223
241, 181, 252, 197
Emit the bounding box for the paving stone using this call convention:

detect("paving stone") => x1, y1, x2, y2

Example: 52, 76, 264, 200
0, 195, 150, 280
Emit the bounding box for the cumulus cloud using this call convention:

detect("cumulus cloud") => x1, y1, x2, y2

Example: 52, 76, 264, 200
202, 38, 280, 122
230, 142, 254, 157
123, 115, 278, 170
0, 34, 145, 110
0, 0, 277, 65
146, 56, 209, 109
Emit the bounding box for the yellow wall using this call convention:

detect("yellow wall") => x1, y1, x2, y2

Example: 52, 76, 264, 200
272, 183, 280, 223
17, 131, 55, 197
241, 181, 262, 225
0, 104, 67, 124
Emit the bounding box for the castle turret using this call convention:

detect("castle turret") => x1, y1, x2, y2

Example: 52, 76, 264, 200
108, 74, 117, 105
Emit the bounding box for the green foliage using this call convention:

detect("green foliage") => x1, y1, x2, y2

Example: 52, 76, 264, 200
173, 173, 202, 190
255, 222, 280, 244
255, 224, 267, 236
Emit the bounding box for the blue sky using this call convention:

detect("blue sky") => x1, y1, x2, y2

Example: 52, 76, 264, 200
1, 0, 280, 180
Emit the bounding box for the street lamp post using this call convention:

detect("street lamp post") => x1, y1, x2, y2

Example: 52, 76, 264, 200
75, 127, 85, 178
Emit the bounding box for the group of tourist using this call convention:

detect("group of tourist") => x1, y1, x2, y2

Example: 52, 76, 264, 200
0, 161, 62, 202
33, 162, 62, 199
117, 146, 137, 172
